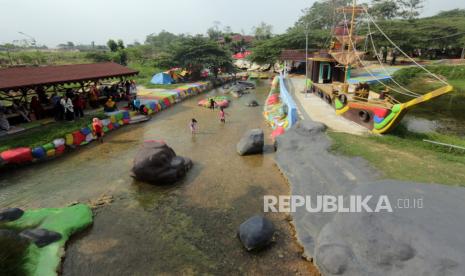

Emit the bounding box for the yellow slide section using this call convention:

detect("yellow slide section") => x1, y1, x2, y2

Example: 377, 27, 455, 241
403, 85, 454, 110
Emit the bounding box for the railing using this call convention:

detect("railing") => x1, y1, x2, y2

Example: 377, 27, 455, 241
279, 72, 298, 128
423, 139, 465, 152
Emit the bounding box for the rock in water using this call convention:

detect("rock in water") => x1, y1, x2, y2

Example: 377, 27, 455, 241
0, 208, 24, 222
238, 215, 275, 251
131, 141, 193, 184
20, 229, 62, 248
247, 100, 259, 107
237, 81, 256, 89
236, 129, 264, 156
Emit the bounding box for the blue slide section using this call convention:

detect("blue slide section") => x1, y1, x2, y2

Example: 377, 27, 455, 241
279, 73, 298, 129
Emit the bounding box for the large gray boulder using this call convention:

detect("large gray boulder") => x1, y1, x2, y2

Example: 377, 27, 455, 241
246, 100, 259, 107
238, 215, 275, 251
0, 208, 24, 222
236, 129, 264, 156
237, 81, 256, 89
20, 228, 62, 248
131, 141, 193, 184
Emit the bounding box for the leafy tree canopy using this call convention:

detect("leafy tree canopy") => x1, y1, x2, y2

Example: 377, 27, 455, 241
170, 36, 233, 79
252, 22, 273, 40
107, 39, 118, 52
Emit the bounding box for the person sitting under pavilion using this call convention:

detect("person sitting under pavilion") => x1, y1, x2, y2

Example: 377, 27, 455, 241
104, 96, 118, 112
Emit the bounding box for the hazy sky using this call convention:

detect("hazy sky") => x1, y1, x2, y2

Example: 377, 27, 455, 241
1, 0, 464, 47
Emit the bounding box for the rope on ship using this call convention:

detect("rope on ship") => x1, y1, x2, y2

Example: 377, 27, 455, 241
342, 12, 421, 97
361, 6, 450, 86
366, 20, 421, 97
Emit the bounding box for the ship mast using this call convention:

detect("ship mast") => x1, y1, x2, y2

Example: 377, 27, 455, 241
345, 0, 357, 83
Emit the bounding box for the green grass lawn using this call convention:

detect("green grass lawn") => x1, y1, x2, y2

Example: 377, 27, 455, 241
328, 127, 465, 186
0, 112, 105, 152
128, 62, 189, 89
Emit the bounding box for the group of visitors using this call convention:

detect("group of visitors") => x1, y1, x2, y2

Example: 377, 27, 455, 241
100, 80, 136, 102
1, 79, 138, 128
379, 47, 399, 65
50, 89, 85, 122
189, 100, 229, 135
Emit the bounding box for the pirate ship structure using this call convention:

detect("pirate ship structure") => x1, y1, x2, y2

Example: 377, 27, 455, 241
308, 1, 454, 134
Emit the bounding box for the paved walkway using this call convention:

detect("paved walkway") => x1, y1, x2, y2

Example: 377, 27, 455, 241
286, 77, 369, 135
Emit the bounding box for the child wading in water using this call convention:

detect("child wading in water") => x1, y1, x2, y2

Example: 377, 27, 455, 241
219, 106, 228, 123
209, 98, 216, 110
92, 117, 104, 143
189, 118, 198, 135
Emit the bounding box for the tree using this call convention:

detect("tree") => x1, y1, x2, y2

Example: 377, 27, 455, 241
295, 0, 351, 30
107, 39, 118, 52
253, 22, 273, 40
145, 30, 180, 51
399, 0, 424, 20
249, 28, 328, 65
117, 39, 125, 49
171, 36, 232, 79
1, 43, 15, 65
118, 50, 128, 65
85, 51, 112, 62
370, 10, 465, 57
223, 26, 232, 34
224, 35, 232, 44
206, 21, 223, 41
370, 0, 399, 20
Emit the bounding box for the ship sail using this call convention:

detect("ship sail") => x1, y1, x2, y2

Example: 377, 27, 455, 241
329, 50, 365, 66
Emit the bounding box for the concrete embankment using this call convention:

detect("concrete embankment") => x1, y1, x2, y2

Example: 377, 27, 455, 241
275, 120, 465, 275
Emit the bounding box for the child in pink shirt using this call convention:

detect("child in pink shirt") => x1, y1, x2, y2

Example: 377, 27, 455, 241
219, 107, 228, 123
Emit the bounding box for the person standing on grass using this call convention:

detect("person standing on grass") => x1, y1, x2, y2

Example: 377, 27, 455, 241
61, 95, 74, 121
73, 94, 85, 118
130, 80, 137, 95
51, 93, 63, 121
0, 101, 10, 131
381, 47, 388, 63
30, 96, 44, 120
92, 117, 104, 143
391, 49, 397, 65
89, 84, 100, 108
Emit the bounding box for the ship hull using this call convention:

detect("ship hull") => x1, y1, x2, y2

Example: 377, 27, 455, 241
312, 83, 454, 134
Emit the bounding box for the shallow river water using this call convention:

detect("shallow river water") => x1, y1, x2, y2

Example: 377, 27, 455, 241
0, 82, 316, 275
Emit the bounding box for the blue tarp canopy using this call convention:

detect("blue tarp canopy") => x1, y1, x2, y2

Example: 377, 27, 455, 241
150, 72, 173, 84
